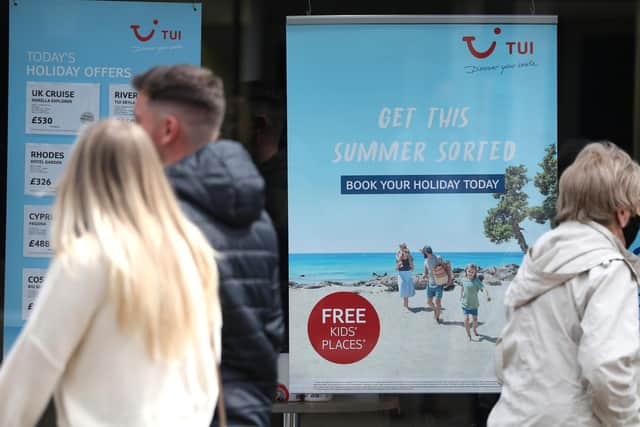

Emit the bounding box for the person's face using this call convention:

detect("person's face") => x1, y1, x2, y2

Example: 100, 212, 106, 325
134, 91, 163, 148
466, 266, 477, 279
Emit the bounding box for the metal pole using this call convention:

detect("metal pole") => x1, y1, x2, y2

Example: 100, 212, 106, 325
283, 412, 299, 427
232, 0, 242, 96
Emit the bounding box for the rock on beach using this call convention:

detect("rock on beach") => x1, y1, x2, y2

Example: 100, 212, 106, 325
289, 264, 519, 291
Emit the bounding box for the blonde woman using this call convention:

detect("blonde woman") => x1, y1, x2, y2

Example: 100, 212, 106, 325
0, 119, 222, 426
489, 142, 640, 426
396, 243, 415, 309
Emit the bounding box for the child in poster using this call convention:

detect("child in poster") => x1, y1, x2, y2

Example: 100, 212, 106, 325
460, 263, 491, 340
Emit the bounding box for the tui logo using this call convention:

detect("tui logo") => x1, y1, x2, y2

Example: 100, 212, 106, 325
130, 19, 159, 42
462, 27, 501, 59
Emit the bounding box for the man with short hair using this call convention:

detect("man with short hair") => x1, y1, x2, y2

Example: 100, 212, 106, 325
422, 245, 446, 323
133, 64, 284, 427
243, 82, 290, 350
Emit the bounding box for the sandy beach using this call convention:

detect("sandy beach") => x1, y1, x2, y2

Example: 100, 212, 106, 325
289, 269, 512, 393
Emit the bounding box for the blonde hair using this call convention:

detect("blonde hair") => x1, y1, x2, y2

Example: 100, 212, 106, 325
555, 142, 640, 225
398, 243, 411, 258
52, 119, 220, 360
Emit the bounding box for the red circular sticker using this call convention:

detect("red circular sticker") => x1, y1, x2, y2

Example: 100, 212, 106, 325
307, 292, 380, 364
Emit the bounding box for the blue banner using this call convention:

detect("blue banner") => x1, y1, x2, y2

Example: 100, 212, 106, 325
341, 174, 505, 194
287, 16, 557, 394
4, 0, 201, 355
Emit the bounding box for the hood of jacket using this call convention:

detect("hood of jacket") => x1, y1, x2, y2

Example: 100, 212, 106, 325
505, 220, 640, 308
166, 139, 265, 227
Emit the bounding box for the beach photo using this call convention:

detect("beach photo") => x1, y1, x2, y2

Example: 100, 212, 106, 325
287, 153, 556, 393
289, 251, 520, 392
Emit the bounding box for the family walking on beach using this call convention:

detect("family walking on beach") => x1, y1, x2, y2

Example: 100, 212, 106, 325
395, 243, 490, 338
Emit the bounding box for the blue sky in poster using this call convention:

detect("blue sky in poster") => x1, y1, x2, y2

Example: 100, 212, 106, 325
287, 23, 557, 254
4, 0, 201, 353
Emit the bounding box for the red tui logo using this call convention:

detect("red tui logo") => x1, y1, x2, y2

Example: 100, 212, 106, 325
463, 27, 501, 59
130, 19, 158, 42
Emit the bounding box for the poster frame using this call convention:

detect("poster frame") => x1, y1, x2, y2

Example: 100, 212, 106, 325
285, 13, 558, 394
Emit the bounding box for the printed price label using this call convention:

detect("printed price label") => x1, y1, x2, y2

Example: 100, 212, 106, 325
22, 268, 47, 320
31, 116, 54, 125
26, 81, 100, 135
30, 178, 52, 186
24, 143, 72, 196
27, 240, 50, 248
23, 205, 53, 258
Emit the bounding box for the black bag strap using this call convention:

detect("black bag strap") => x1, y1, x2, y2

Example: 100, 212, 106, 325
212, 329, 227, 427
216, 363, 227, 427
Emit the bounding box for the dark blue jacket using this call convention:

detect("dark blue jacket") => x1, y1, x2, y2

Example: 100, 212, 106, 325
167, 140, 284, 427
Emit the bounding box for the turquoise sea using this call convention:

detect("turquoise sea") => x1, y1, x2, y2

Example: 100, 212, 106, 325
289, 252, 523, 284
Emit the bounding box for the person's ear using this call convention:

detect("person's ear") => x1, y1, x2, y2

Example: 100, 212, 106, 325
616, 208, 632, 228
159, 114, 180, 146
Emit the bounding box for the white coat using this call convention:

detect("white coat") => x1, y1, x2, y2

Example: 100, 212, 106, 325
488, 221, 640, 427
0, 237, 221, 427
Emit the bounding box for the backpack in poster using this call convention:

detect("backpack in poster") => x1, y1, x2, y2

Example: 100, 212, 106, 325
433, 258, 452, 286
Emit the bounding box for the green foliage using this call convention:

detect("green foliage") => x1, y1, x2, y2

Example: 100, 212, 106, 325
529, 144, 558, 224
483, 144, 558, 253
483, 165, 530, 252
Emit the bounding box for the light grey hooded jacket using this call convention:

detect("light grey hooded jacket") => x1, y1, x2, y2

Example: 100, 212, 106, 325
488, 221, 640, 427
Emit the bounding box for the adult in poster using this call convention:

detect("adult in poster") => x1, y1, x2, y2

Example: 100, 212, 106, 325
422, 245, 451, 323
287, 16, 557, 393
395, 243, 415, 310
